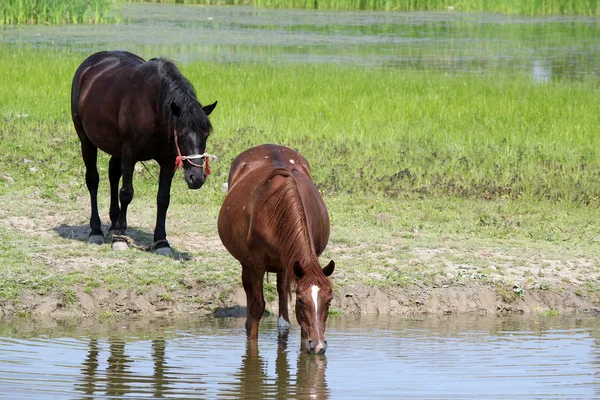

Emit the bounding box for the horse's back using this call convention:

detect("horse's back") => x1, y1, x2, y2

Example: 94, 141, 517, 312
71, 51, 145, 104
218, 144, 329, 266
227, 144, 312, 189
71, 51, 159, 156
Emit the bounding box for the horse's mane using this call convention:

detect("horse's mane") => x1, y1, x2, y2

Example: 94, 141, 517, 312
258, 169, 331, 299
151, 58, 212, 138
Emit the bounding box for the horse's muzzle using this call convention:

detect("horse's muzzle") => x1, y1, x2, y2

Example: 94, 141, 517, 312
307, 339, 327, 354
185, 169, 206, 189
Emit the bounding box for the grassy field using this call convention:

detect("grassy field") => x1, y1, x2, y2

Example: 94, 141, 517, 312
0, 49, 599, 312
2, 50, 599, 204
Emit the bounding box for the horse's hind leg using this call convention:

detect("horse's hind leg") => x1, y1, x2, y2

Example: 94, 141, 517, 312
152, 162, 175, 256
277, 271, 292, 331
242, 265, 265, 340
111, 154, 135, 251
78, 133, 104, 245
107, 155, 127, 250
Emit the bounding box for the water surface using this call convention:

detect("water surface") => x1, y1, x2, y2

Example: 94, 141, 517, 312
1, 4, 600, 80
1, 314, 599, 399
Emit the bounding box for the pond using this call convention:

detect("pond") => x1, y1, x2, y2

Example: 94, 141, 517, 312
1, 314, 599, 398
1, 3, 600, 81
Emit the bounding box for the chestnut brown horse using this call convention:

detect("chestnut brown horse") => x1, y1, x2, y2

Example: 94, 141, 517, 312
218, 144, 335, 354
71, 51, 217, 255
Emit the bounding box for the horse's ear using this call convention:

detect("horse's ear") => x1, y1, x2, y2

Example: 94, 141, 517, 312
171, 102, 181, 118
293, 261, 305, 279
202, 101, 217, 116
322, 260, 335, 277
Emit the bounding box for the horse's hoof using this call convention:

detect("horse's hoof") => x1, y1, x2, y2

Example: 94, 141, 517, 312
152, 239, 172, 256
88, 235, 105, 245
278, 316, 291, 331
112, 241, 129, 251
154, 246, 173, 257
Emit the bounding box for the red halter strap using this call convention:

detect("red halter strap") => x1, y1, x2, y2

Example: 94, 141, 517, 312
173, 128, 211, 175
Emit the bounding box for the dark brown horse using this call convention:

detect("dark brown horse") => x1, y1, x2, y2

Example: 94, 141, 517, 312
218, 144, 335, 354
71, 51, 217, 255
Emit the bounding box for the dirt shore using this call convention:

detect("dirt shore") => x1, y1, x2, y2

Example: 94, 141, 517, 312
1, 196, 599, 321
1, 267, 598, 321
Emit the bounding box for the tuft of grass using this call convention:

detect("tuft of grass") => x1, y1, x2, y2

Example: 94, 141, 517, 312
496, 284, 524, 303
98, 311, 117, 321
0, 0, 122, 25
130, 0, 600, 15
263, 281, 277, 302
539, 308, 560, 317
160, 293, 175, 301
59, 289, 78, 307
328, 307, 343, 316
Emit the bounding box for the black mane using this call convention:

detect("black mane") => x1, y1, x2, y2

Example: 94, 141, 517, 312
152, 58, 212, 138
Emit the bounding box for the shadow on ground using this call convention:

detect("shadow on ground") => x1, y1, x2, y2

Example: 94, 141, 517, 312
213, 306, 275, 319
53, 223, 191, 259
213, 305, 247, 318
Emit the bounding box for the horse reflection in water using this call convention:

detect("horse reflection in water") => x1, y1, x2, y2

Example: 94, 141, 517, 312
218, 144, 335, 353
75, 332, 328, 398
229, 330, 330, 399
75, 337, 171, 398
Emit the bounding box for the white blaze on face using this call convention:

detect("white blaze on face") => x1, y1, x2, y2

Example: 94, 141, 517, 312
311, 285, 320, 328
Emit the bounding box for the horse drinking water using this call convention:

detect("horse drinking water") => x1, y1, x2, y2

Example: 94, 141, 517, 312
218, 144, 335, 354
71, 51, 217, 255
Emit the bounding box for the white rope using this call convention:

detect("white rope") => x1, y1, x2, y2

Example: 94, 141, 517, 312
179, 153, 219, 161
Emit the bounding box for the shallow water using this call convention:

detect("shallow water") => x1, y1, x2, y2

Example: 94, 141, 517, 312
1, 314, 599, 399
1, 4, 600, 80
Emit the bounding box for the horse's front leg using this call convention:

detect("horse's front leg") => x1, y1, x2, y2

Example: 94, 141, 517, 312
111, 153, 134, 251
108, 156, 122, 232
153, 162, 175, 256
277, 271, 292, 331
243, 265, 265, 340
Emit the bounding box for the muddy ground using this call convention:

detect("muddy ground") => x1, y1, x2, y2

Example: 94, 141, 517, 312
2, 276, 598, 321
3, 281, 598, 321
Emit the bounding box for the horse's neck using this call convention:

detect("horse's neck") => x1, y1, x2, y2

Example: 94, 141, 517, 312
264, 173, 318, 268
283, 248, 319, 272
280, 215, 319, 272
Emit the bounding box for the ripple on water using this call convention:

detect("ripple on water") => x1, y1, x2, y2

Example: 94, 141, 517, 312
0, 314, 599, 399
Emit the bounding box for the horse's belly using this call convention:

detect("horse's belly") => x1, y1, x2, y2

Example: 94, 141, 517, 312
82, 120, 123, 157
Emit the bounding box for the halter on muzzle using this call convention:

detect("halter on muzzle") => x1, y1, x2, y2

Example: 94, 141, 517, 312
173, 127, 213, 175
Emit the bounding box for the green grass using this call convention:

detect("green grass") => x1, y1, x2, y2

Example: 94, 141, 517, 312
131, 0, 600, 15
1, 49, 599, 205
539, 308, 560, 317
181, 64, 600, 205
0, 0, 122, 25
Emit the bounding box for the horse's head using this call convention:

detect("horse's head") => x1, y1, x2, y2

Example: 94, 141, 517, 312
171, 101, 217, 189
294, 260, 335, 354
